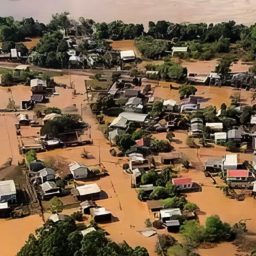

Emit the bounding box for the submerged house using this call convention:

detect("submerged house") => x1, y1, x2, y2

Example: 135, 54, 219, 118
160, 208, 182, 223
0, 180, 16, 203
30, 79, 47, 94
69, 162, 89, 180
110, 112, 148, 129
40, 181, 60, 200
74, 183, 101, 201
90, 207, 112, 222
124, 97, 143, 113
120, 50, 136, 62
172, 177, 193, 191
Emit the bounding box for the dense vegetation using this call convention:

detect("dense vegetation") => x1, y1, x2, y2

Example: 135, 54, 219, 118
18, 217, 149, 256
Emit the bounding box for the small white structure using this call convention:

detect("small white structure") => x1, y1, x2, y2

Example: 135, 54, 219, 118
15, 65, 30, 71
90, 207, 112, 222
214, 132, 227, 143
205, 123, 223, 131
81, 227, 96, 236
160, 208, 182, 223
223, 154, 238, 170
69, 161, 89, 180
251, 115, 256, 125
30, 79, 47, 93
43, 113, 62, 123
172, 46, 188, 56
163, 99, 177, 111
120, 50, 136, 61
0, 180, 16, 203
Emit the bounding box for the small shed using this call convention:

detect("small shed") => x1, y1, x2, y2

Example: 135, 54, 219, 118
80, 200, 97, 214
40, 181, 60, 199
223, 154, 238, 170
120, 50, 136, 61
0, 180, 16, 203
147, 200, 164, 212
69, 162, 89, 180
18, 114, 30, 126
38, 168, 56, 184
30, 79, 47, 93
214, 132, 227, 143
90, 207, 112, 222
159, 152, 182, 165
160, 208, 182, 223
164, 220, 180, 232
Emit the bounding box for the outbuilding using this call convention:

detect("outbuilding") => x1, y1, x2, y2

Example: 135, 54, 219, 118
69, 162, 89, 180
0, 180, 16, 203
172, 177, 193, 191
120, 50, 136, 62
90, 207, 112, 222
160, 208, 182, 223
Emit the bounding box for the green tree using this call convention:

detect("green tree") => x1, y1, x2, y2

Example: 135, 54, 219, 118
181, 220, 205, 247
49, 197, 64, 214
141, 171, 159, 185
116, 133, 135, 152
2, 41, 15, 52
25, 150, 37, 164
179, 85, 197, 99
204, 215, 233, 242
215, 57, 232, 76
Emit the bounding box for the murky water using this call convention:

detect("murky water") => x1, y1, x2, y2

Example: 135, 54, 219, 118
1, 0, 256, 25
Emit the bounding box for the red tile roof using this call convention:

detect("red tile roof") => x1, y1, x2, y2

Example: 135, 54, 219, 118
227, 169, 249, 178
172, 177, 192, 185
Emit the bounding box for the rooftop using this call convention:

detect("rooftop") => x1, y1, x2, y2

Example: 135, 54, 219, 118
76, 183, 101, 196
119, 112, 148, 123
0, 180, 16, 196
90, 207, 111, 216
227, 169, 249, 178
172, 177, 192, 186
160, 208, 182, 219
69, 161, 86, 172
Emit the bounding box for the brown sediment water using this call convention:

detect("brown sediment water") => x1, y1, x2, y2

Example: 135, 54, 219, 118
0, 215, 43, 256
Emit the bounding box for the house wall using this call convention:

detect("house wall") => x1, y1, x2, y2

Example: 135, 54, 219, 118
0, 193, 16, 203
176, 183, 193, 190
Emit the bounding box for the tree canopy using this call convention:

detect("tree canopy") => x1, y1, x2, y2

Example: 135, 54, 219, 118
18, 219, 149, 256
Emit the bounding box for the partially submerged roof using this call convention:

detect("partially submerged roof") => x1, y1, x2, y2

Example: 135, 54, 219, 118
69, 161, 86, 172
15, 65, 29, 70
30, 78, 47, 88
214, 132, 227, 140
119, 112, 148, 122
81, 227, 96, 236
163, 99, 177, 107
160, 208, 182, 218
120, 50, 136, 60
126, 97, 142, 106
172, 46, 188, 52
40, 181, 58, 192
43, 113, 62, 122
206, 123, 223, 130
159, 152, 182, 160
76, 183, 101, 196
227, 169, 249, 178
90, 207, 111, 216
172, 177, 192, 186
228, 129, 242, 139
0, 180, 16, 196
224, 154, 238, 167
147, 200, 164, 211
110, 116, 128, 128
48, 213, 68, 223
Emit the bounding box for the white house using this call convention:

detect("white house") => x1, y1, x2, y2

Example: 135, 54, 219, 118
120, 50, 136, 61
214, 132, 227, 143
223, 154, 238, 170
172, 46, 188, 56
160, 208, 182, 223
69, 161, 89, 180
30, 79, 47, 93
0, 180, 16, 203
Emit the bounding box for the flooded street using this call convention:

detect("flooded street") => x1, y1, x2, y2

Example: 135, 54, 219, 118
1, 0, 256, 25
